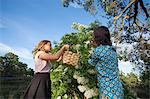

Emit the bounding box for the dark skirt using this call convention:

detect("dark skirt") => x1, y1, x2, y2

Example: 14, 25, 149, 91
23, 72, 51, 99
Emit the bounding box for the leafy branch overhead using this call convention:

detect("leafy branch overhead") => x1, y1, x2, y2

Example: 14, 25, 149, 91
62, 0, 150, 43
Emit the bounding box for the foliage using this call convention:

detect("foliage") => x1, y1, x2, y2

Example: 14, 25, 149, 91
120, 72, 139, 99
51, 22, 100, 98
138, 67, 150, 98
0, 52, 34, 98
62, 0, 149, 39
51, 21, 149, 98
61, 0, 150, 74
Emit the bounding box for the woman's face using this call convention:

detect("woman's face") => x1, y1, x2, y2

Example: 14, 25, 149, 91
44, 42, 52, 52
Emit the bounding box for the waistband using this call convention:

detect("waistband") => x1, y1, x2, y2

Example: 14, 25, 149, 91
35, 72, 50, 74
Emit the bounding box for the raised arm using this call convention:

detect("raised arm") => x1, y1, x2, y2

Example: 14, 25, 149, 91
39, 45, 69, 61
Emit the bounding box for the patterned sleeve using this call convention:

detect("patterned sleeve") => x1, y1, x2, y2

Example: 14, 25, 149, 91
88, 48, 100, 66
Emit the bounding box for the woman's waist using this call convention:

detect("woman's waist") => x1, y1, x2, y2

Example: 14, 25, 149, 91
34, 72, 50, 79
35, 65, 51, 73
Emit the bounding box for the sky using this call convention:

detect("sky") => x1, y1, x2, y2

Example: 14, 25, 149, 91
0, 0, 134, 75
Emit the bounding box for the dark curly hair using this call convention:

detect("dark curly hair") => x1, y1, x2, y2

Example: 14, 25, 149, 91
93, 26, 112, 46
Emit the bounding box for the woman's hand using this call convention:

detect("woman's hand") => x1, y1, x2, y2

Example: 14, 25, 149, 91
56, 55, 62, 62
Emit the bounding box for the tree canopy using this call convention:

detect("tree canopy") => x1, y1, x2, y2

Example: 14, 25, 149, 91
62, 0, 149, 43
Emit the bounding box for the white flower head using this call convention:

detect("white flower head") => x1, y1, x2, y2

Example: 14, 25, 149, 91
85, 41, 90, 44
75, 65, 80, 69
64, 94, 68, 98
57, 96, 61, 99
78, 85, 89, 92
87, 69, 97, 74
73, 72, 80, 79
84, 89, 94, 98
84, 88, 99, 98
77, 77, 89, 84
73, 74, 80, 79
75, 44, 81, 50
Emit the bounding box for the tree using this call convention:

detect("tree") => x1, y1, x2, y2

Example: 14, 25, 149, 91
61, 0, 149, 61
62, 0, 149, 41
0, 52, 34, 98
120, 72, 138, 99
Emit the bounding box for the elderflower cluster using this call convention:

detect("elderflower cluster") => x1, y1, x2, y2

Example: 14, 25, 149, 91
84, 88, 99, 98
75, 44, 81, 50
78, 85, 89, 93
72, 22, 88, 31
73, 74, 80, 79
87, 69, 97, 74
85, 41, 90, 44
63, 94, 68, 98
57, 96, 61, 99
77, 77, 89, 84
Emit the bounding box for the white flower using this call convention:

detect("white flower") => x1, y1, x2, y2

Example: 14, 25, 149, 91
87, 69, 97, 74
57, 96, 61, 99
77, 77, 89, 84
64, 94, 68, 98
84, 89, 94, 98
84, 88, 99, 98
85, 41, 90, 44
77, 77, 84, 84
71, 22, 88, 30
78, 25, 85, 31
78, 85, 89, 92
75, 65, 80, 69
73, 74, 80, 79
75, 44, 80, 50
73, 72, 80, 79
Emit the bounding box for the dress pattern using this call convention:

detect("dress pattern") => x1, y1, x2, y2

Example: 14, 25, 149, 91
88, 45, 124, 99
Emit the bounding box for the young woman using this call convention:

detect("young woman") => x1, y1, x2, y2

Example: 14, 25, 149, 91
88, 26, 124, 99
23, 40, 69, 99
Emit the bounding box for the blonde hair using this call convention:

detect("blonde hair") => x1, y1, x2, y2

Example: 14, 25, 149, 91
32, 40, 51, 57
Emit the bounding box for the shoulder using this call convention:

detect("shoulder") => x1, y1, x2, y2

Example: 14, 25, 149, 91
95, 45, 115, 53
95, 45, 105, 52
35, 51, 46, 58
37, 51, 46, 55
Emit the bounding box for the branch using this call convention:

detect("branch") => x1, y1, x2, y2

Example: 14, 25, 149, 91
135, 22, 142, 31
133, 1, 138, 23
139, 0, 150, 18
114, 0, 138, 22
